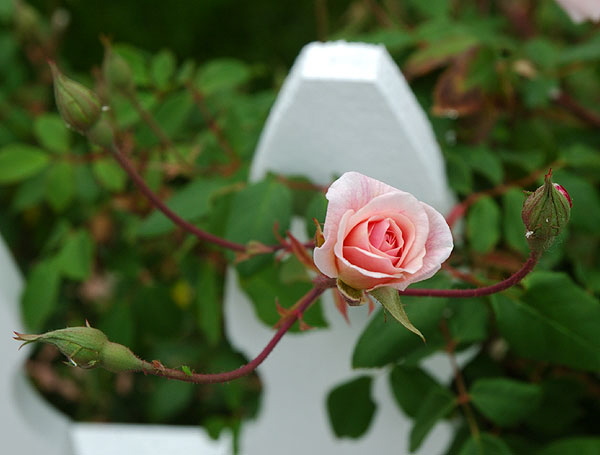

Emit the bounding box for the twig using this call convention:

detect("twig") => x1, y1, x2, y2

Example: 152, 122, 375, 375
552, 90, 600, 129
141, 285, 326, 383
109, 143, 247, 252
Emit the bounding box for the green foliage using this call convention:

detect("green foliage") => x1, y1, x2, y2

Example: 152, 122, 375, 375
458, 433, 513, 455
326, 376, 376, 438
467, 196, 501, 254
410, 387, 456, 452
0, 144, 49, 183
388, 365, 446, 418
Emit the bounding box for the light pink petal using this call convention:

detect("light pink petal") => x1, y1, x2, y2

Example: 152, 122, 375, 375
344, 220, 371, 250
342, 246, 399, 276
389, 202, 454, 290
313, 209, 354, 278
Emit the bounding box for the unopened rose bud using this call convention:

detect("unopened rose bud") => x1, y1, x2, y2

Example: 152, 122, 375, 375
102, 40, 135, 94
14, 325, 146, 372
49, 61, 102, 134
522, 169, 571, 254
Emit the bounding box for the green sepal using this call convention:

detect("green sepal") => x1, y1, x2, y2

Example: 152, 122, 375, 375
369, 286, 426, 343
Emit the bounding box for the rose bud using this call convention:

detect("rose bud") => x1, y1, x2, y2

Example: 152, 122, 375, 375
14, 325, 147, 373
49, 61, 102, 134
313, 172, 454, 296
521, 169, 572, 254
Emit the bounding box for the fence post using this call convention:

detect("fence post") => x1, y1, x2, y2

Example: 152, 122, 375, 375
224, 41, 455, 454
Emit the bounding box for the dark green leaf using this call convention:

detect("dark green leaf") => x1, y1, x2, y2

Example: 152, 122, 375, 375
12, 172, 46, 210
136, 90, 193, 146
45, 162, 75, 211
56, 230, 94, 281
196, 261, 222, 346
410, 388, 456, 452
458, 433, 513, 455
92, 159, 127, 192
448, 297, 489, 344
370, 286, 425, 342
491, 272, 600, 371
147, 380, 195, 422
389, 365, 445, 418
196, 58, 251, 94
502, 188, 529, 255
98, 302, 135, 347
21, 259, 61, 331
470, 377, 543, 427
304, 191, 327, 239
0, 144, 50, 184
33, 113, 71, 154
537, 437, 600, 455
151, 49, 176, 89
467, 196, 500, 254
353, 276, 450, 368
327, 376, 376, 439
225, 179, 293, 276
446, 153, 474, 195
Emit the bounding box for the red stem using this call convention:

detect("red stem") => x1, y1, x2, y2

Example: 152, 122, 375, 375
142, 285, 325, 383
109, 144, 247, 252
398, 252, 539, 298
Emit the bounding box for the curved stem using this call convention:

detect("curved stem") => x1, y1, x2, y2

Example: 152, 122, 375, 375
398, 252, 539, 298
141, 285, 326, 383
109, 143, 247, 252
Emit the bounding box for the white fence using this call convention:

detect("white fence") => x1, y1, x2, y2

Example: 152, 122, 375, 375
2, 41, 455, 454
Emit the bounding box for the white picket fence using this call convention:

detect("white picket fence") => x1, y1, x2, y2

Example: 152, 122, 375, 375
2, 41, 458, 454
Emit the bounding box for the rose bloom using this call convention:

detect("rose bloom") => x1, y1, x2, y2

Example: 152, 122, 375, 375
313, 172, 453, 291
554, 0, 600, 22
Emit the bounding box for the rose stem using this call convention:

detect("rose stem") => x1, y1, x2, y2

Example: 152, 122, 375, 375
109, 143, 247, 252
141, 285, 326, 383
440, 320, 480, 439
398, 252, 539, 298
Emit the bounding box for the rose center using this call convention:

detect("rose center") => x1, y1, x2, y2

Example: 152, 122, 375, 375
368, 218, 404, 257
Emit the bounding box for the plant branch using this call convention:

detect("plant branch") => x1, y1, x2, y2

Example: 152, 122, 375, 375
552, 90, 600, 128
141, 285, 326, 383
109, 143, 247, 252
398, 252, 539, 298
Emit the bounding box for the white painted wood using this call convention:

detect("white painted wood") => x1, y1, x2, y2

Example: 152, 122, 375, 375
225, 41, 456, 455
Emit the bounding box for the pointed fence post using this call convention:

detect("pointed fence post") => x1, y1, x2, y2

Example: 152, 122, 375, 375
224, 41, 456, 454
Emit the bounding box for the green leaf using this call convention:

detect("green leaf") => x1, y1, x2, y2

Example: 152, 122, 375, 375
502, 188, 529, 255
196, 58, 251, 95
448, 297, 489, 344
304, 191, 327, 239
138, 177, 224, 237
56, 230, 94, 281
389, 365, 446, 418
195, 261, 222, 346
410, 388, 456, 452
151, 49, 176, 89
136, 90, 193, 146
21, 259, 61, 331
98, 301, 135, 347
446, 153, 474, 196
113, 44, 150, 86
370, 286, 425, 342
0, 144, 50, 184
238, 263, 326, 329
147, 380, 195, 422
470, 378, 543, 427
92, 158, 127, 192
458, 433, 513, 455
33, 113, 71, 154
459, 146, 504, 185
45, 162, 75, 211
467, 196, 500, 254
225, 178, 293, 276
327, 376, 376, 439
352, 276, 450, 368
12, 172, 46, 210
491, 272, 600, 371
537, 437, 600, 455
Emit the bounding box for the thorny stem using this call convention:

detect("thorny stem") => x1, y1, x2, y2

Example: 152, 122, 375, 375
398, 252, 539, 298
141, 285, 326, 383
109, 143, 247, 252
440, 321, 480, 440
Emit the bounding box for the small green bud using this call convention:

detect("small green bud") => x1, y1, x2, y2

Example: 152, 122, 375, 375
102, 40, 135, 94
14, 324, 146, 372
49, 61, 102, 134
521, 169, 572, 253
86, 116, 115, 148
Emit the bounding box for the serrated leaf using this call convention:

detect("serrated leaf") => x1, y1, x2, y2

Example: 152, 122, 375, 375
410, 388, 456, 452
0, 144, 50, 184
458, 433, 513, 455
327, 376, 376, 439
45, 161, 75, 211
491, 272, 600, 371
467, 196, 500, 254
370, 286, 425, 342
33, 113, 71, 154
21, 259, 61, 331
470, 378, 543, 427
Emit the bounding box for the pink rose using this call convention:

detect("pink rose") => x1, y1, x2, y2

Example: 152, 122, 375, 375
313, 172, 453, 291
554, 0, 600, 23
